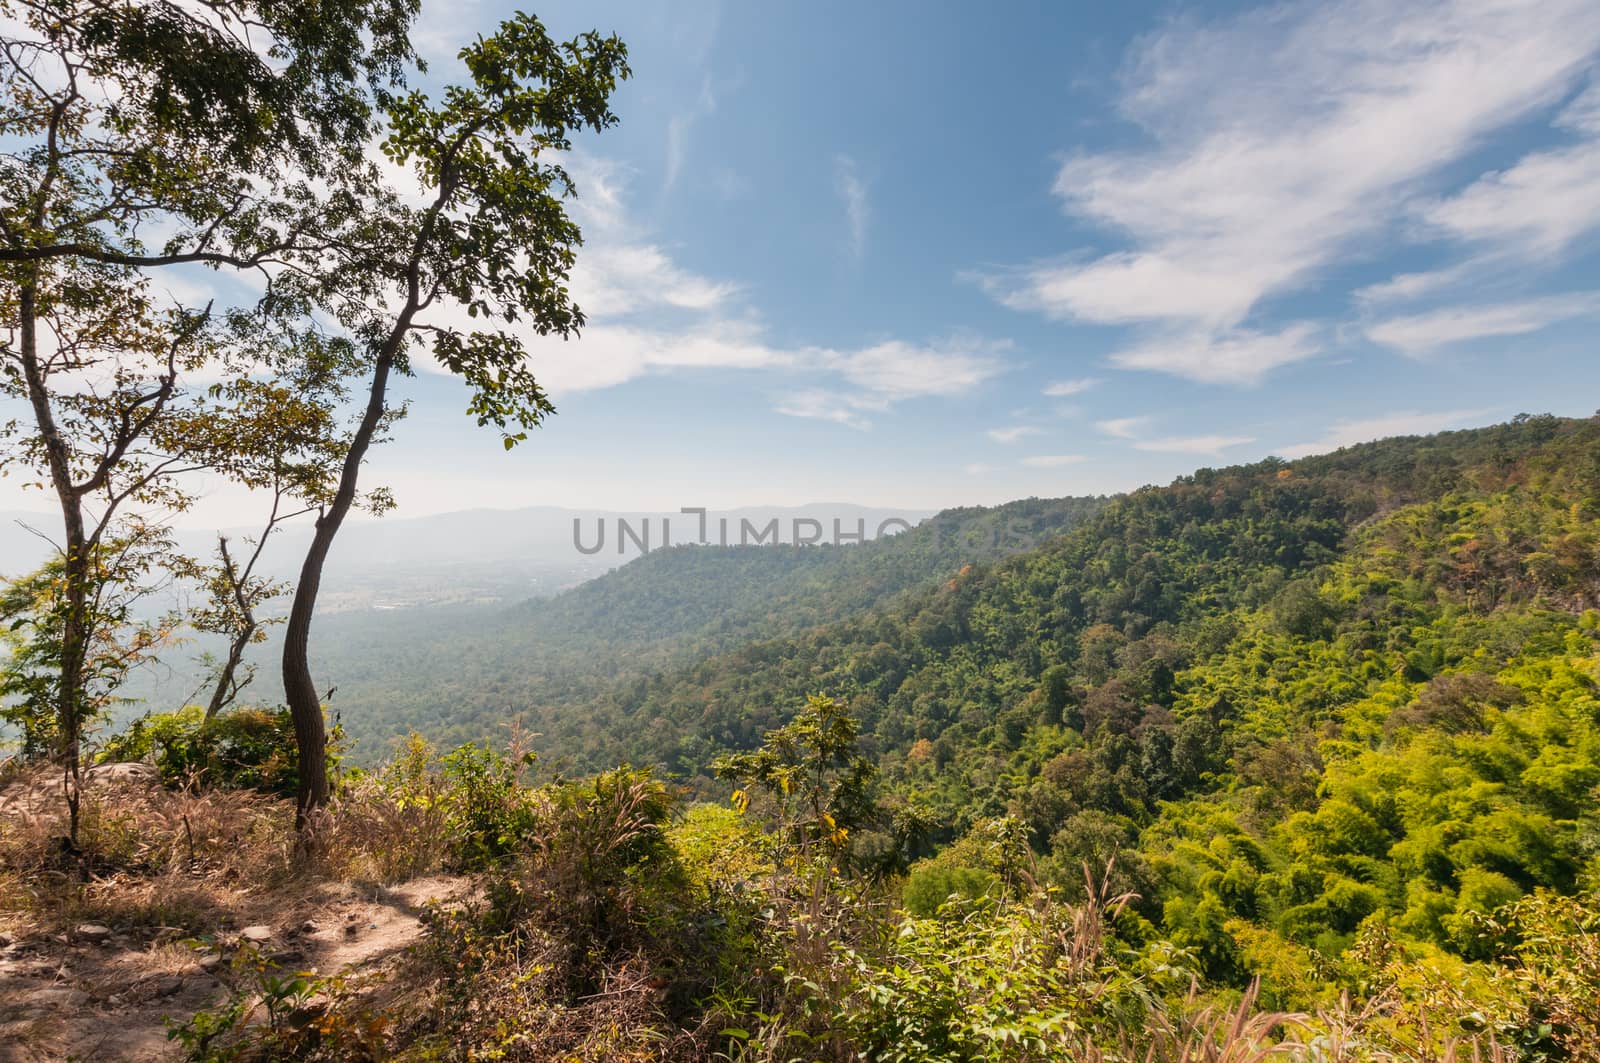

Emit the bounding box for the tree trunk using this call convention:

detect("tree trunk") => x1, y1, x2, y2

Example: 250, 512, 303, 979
204, 537, 254, 721
281, 347, 398, 830
204, 633, 250, 721
17, 281, 90, 849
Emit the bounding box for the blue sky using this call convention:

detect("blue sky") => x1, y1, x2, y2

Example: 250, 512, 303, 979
22, 0, 1600, 524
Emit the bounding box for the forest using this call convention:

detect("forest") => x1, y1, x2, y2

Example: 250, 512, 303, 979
3, 0, 1600, 1058
332, 412, 1600, 983
4, 413, 1591, 1060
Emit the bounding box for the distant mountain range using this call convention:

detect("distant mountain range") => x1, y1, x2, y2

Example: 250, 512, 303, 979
0, 502, 933, 610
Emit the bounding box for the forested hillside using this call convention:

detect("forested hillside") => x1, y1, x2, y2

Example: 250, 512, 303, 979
311, 494, 1105, 757
496, 414, 1600, 976
12, 415, 1600, 1061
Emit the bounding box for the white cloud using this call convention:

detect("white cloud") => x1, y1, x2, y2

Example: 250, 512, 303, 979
1021, 454, 1087, 468
1420, 141, 1600, 258
1096, 416, 1149, 439
987, 425, 1041, 444
1560, 80, 1600, 135
569, 245, 740, 316
964, 462, 996, 475
1043, 377, 1098, 397
1132, 434, 1255, 454
821, 337, 1008, 401
1110, 324, 1320, 384
1365, 292, 1600, 355
773, 389, 885, 430
414, 156, 1012, 423
1408, 80, 1600, 262
1095, 415, 1252, 454
987, 0, 1600, 382
1353, 262, 1481, 307
1280, 409, 1488, 458
664, 75, 719, 194
834, 155, 869, 261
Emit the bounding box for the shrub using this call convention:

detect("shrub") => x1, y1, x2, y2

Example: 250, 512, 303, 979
902, 864, 999, 917
101, 705, 336, 797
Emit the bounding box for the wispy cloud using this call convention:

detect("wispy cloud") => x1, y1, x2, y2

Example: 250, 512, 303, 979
417, 156, 1011, 423
1415, 86, 1600, 260
1365, 292, 1600, 355
1353, 262, 1480, 307
834, 155, 869, 261
820, 337, 1009, 402
1132, 434, 1254, 455
1280, 409, 1488, 458
1110, 324, 1319, 385
987, 425, 1042, 444
1043, 377, 1098, 397
570, 244, 741, 316
983, 0, 1600, 383
664, 75, 720, 195
1095, 416, 1150, 440
774, 389, 886, 430
1095, 416, 1252, 454
1021, 454, 1087, 468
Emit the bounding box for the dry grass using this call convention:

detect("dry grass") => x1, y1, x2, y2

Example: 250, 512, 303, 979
306, 772, 455, 885
1, 765, 302, 937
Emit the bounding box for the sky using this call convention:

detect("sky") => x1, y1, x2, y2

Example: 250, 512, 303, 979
12, 0, 1600, 525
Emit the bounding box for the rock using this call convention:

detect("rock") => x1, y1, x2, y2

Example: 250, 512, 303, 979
75, 924, 113, 945
0, 931, 11, 948
198, 953, 223, 972
238, 925, 274, 946
24, 986, 89, 1009
151, 976, 184, 997
298, 919, 318, 935
84, 762, 159, 787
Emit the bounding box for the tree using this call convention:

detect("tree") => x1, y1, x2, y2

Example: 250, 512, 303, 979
1, 0, 421, 843
714, 694, 877, 857
0, 522, 178, 837
272, 15, 629, 825
187, 373, 354, 720
0, 0, 417, 273
0, 262, 218, 843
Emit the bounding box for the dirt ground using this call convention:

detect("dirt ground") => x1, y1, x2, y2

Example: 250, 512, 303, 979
0, 874, 464, 1062
0, 767, 467, 1062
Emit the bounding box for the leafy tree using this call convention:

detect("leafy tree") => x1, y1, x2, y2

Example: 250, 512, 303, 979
715, 694, 877, 858
270, 14, 630, 824
0, 0, 422, 843
0, 525, 176, 814
0, 264, 219, 842
187, 375, 351, 720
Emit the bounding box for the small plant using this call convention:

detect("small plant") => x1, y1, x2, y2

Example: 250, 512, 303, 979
439, 741, 541, 868
167, 944, 388, 1062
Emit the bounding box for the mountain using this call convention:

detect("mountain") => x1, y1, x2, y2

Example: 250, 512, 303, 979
466, 412, 1594, 981
0, 502, 934, 613
296, 494, 1106, 757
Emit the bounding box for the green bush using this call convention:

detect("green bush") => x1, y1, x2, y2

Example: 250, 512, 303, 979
438, 742, 541, 868
101, 705, 325, 797
903, 864, 999, 917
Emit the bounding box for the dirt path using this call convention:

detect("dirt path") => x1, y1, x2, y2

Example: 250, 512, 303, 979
0, 875, 468, 1062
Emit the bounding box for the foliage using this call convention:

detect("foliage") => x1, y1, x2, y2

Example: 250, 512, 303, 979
437, 741, 541, 868
168, 946, 388, 1063
715, 694, 877, 860
99, 704, 328, 797
0, 531, 178, 757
